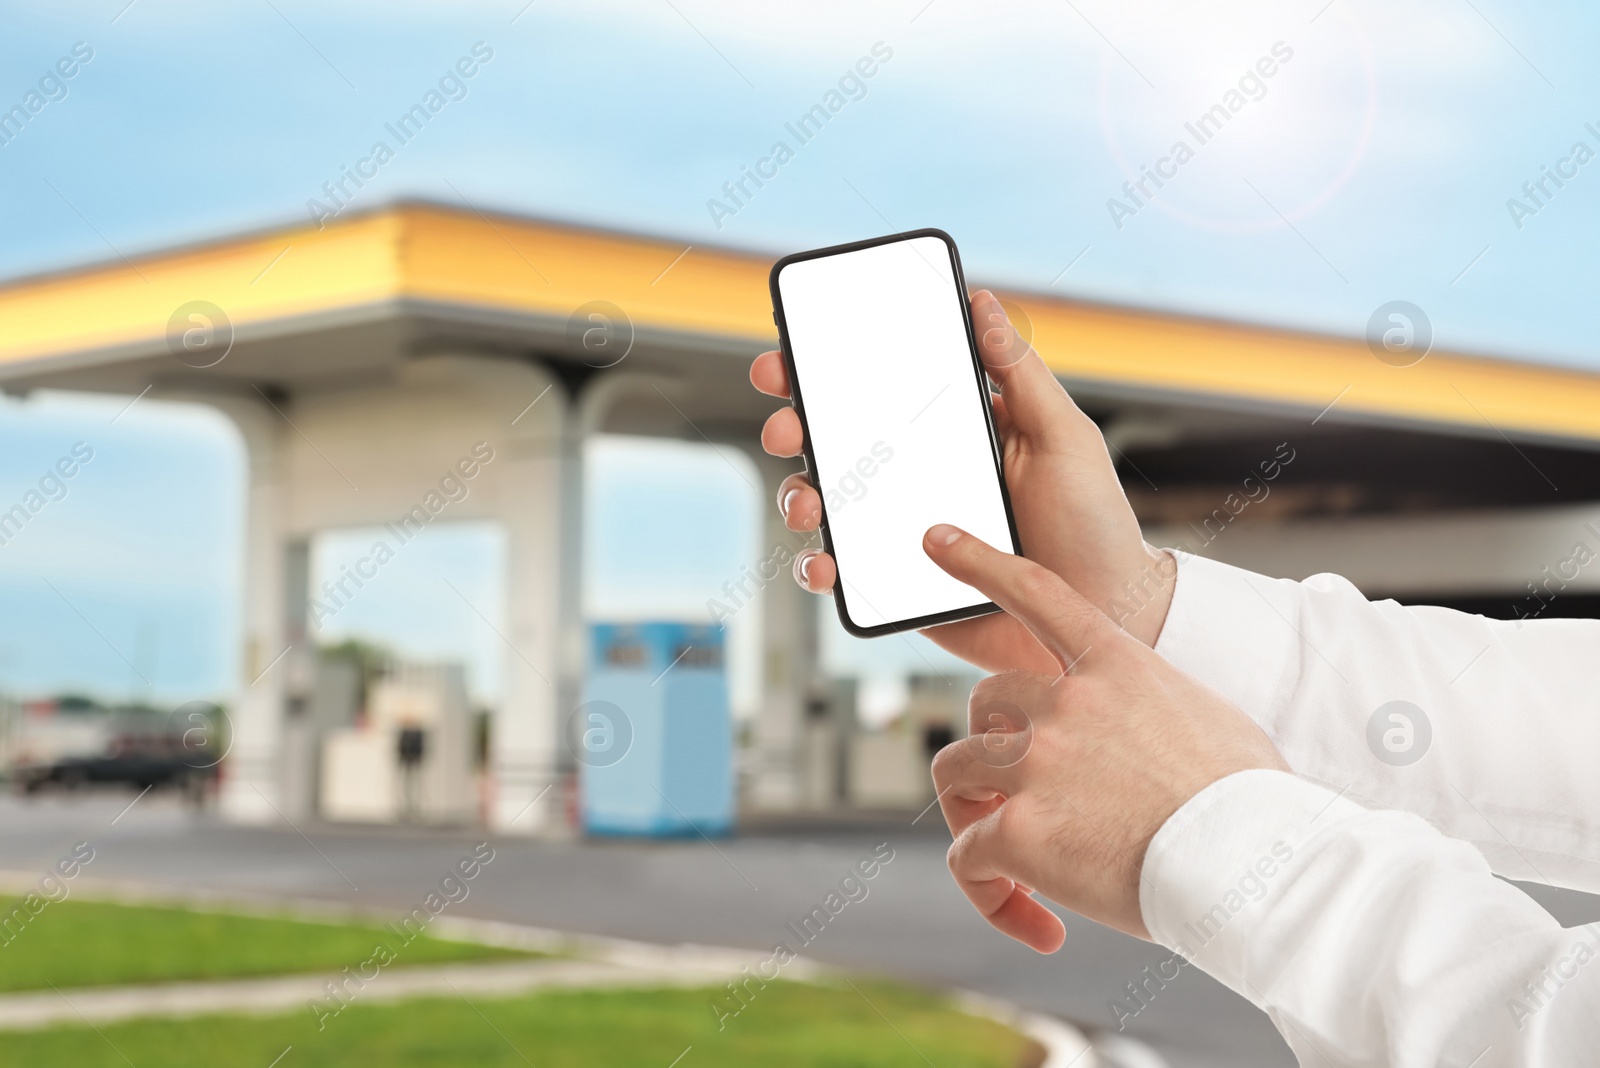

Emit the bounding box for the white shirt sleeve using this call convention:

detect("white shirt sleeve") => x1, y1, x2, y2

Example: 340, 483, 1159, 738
1153, 552, 1600, 893
1141, 770, 1600, 1068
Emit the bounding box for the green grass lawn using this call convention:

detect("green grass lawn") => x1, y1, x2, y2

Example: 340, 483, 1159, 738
0, 900, 536, 992
0, 980, 1038, 1067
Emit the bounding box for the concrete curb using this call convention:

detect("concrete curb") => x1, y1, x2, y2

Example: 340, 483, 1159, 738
957, 990, 1101, 1068
0, 959, 737, 1032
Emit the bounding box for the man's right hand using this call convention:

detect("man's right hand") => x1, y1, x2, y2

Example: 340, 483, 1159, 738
750, 289, 1176, 672
923, 522, 1286, 947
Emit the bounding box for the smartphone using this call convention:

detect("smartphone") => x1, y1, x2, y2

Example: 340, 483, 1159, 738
769, 229, 1021, 637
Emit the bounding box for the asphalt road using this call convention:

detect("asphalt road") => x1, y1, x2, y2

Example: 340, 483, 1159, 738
7, 790, 1596, 1068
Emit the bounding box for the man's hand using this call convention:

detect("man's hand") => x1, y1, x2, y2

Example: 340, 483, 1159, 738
921, 522, 1286, 951
751, 290, 1175, 673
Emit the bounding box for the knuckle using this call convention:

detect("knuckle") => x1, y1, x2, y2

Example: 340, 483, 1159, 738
945, 834, 967, 876
946, 822, 987, 877
1012, 564, 1061, 605
968, 672, 1012, 707
968, 672, 1039, 736
960, 674, 1011, 725
929, 740, 958, 783
988, 799, 1034, 861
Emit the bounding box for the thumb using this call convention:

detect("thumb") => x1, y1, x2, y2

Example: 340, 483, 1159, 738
969, 290, 1081, 450
923, 523, 1118, 673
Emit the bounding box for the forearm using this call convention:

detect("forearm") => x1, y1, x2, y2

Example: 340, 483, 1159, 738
1142, 771, 1600, 1067
1154, 553, 1600, 892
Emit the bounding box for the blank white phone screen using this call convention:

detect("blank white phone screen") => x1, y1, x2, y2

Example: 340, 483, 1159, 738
777, 235, 1016, 631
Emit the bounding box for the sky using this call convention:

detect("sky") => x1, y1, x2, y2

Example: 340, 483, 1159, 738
1, 0, 1596, 717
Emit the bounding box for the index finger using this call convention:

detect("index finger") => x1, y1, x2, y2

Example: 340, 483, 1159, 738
749, 350, 790, 398
922, 524, 1117, 672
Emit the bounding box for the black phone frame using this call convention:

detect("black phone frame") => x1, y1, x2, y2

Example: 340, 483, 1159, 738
768, 227, 1024, 638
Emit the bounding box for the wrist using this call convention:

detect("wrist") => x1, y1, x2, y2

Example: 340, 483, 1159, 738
1101, 547, 1177, 647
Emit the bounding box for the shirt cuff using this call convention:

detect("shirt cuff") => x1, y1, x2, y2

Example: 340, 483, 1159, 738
1152, 552, 1303, 729
1139, 768, 1364, 992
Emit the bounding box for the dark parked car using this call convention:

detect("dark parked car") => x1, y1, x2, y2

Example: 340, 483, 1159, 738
17, 723, 218, 800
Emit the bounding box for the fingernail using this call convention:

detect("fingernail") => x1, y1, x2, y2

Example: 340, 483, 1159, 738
796, 551, 816, 583
780, 487, 802, 517
927, 524, 962, 546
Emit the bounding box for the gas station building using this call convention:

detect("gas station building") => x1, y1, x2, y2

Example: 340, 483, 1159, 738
4, 202, 1600, 832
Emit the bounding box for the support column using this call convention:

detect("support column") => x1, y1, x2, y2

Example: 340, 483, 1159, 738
215, 397, 290, 823
493, 365, 667, 832
278, 538, 319, 820
552, 374, 587, 785
746, 452, 821, 810
489, 362, 577, 835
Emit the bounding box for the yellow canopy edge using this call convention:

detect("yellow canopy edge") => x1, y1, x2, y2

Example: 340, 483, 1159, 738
1, 203, 1595, 443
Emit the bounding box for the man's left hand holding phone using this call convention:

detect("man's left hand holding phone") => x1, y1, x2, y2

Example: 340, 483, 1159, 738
753, 287, 1173, 664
